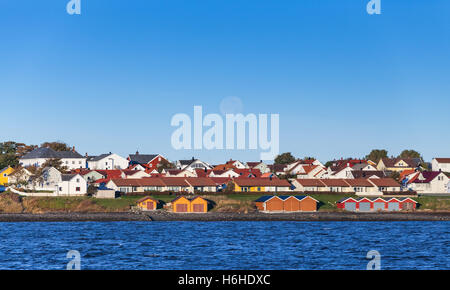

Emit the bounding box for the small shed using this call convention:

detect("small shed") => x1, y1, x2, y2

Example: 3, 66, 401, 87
137, 196, 158, 211
190, 196, 208, 213
358, 197, 373, 212
398, 197, 417, 210
337, 197, 417, 212
337, 197, 358, 211
372, 197, 387, 211
171, 196, 208, 213
386, 198, 401, 211
255, 195, 318, 212
255, 196, 284, 212
172, 196, 191, 213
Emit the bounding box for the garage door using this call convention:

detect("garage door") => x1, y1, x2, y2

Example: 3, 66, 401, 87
388, 202, 400, 211
402, 202, 414, 210
373, 202, 385, 211
193, 204, 204, 212
176, 204, 188, 212
359, 202, 371, 212
344, 202, 356, 211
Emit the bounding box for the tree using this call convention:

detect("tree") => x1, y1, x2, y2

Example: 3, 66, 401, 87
398, 150, 422, 160
0, 153, 18, 169
365, 149, 388, 163
223, 181, 235, 193
87, 185, 98, 196
39, 158, 69, 173
274, 152, 296, 164
40, 142, 71, 152
157, 159, 175, 173
389, 171, 400, 181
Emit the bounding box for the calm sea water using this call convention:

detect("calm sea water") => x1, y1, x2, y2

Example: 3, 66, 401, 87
0, 221, 448, 270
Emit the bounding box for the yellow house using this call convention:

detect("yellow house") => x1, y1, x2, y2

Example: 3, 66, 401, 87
376, 158, 418, 172
233, 178, 291, 193
0, 167, 14, 186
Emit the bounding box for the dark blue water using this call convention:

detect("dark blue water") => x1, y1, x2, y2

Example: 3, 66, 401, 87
0, 221, 448, 270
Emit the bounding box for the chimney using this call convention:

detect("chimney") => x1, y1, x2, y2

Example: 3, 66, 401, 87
72, 146, 75, 152
192, 157, 195, 161
85, 153, 88, 158
136, 150, 139, 155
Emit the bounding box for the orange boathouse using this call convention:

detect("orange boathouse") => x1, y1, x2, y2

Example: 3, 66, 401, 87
172, 196, 208, 213
137, 196, 159, 211
255, 195, 319, 212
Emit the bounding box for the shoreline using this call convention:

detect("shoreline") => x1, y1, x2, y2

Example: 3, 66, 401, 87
0, 211, 449, 222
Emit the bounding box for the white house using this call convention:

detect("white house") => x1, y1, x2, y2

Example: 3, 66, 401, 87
30, 167, 87, 196
20, 147, 86, 170
57, 174, 87, 196
87, 153, 129, 170
407, 171, 450, 194
208, 169, 240, 178
176, 158, 212, 171
246, 161, 269, 173
431, 158, 450, 173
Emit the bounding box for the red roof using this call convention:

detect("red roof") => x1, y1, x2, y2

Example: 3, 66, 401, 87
234, 178, 290, 187
368, 178, 401, 187
294, 179, 326, 187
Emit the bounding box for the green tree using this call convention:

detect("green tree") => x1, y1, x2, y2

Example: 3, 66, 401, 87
157, 159, 175, 173
389, 171, 401, 181
365, 149, 388, 163
39, 158, 69, 173
0, 153, 18, 169
398, 150, 422, 159
274, 152, 296, 164
40, 142, 71, 152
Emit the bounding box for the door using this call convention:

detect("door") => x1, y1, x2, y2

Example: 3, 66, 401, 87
176, 204, 188, 212
344, 202, 356, 211
146, 202, 154, 210
402, 202, 414, 211
193, 204, 204, 212
373, 202, 385, 211
359, 202, 371, 212
388, 202, 400, 211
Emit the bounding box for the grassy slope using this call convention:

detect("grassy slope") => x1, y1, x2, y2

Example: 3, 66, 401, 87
1, 192, 450, 213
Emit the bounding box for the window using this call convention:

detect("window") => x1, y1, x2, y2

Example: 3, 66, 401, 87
76, 187, 80, 192
59, 187, 63, 191
76, 178, 80, 182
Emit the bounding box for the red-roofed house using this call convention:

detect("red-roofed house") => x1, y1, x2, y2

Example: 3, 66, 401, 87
432, 158, 450, 173
407, 171, 450, 194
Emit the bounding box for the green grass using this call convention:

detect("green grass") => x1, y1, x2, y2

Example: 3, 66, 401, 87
93, 196, 142, 210
30, 196, 90, 211
15, 193, 450, 213
415, 196, 450, 211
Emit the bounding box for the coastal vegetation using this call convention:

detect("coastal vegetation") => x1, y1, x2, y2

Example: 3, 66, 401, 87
1, 191, 450, 214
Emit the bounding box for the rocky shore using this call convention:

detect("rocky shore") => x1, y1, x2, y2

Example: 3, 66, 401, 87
0, 211, 449, 222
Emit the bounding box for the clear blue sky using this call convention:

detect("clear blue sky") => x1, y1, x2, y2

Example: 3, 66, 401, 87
1, 0, 449, 163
